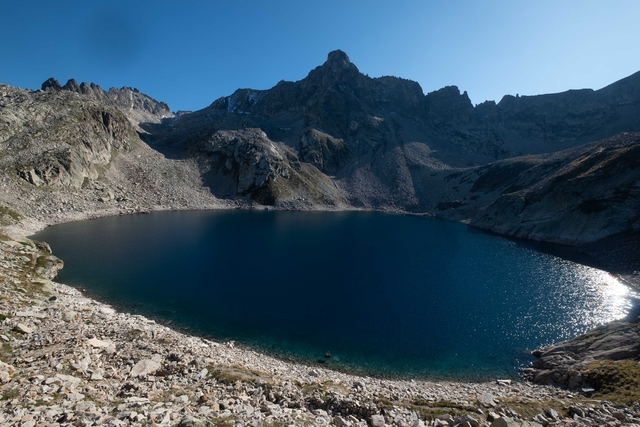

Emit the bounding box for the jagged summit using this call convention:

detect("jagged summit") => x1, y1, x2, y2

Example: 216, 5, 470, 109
322, 49, 356, 72
304, 49, 362, 88
40, 77, 173, 125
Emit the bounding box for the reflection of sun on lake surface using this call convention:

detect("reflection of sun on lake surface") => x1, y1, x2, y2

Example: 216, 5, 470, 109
574, 266, 638, 328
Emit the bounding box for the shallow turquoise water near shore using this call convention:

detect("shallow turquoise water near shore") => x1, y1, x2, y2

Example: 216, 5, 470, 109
32, 210, 639, 380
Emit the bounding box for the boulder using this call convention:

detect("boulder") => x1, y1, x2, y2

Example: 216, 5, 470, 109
371, 414, 386, 427
129, 358, 161, 377
477, 392, 496, 407
491, 416, 543, 427
14, 323, 34, 334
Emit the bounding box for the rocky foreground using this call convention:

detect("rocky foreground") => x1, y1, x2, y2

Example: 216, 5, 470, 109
0, 232, 639, 427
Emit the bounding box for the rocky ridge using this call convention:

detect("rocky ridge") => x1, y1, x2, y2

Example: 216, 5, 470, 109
40, 78, 173, 129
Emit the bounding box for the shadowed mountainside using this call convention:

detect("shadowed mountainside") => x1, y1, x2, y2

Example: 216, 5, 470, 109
1, 50, 639, 267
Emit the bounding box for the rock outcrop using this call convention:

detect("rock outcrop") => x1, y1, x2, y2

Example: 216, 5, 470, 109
1, 85, 136, 189
526, 317, 640, 390
470, 133, 640, 245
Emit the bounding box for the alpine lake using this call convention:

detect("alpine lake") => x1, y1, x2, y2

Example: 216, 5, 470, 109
31, 210, 639, 380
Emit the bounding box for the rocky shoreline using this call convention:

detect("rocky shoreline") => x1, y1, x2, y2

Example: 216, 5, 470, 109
0, 209, 639, 427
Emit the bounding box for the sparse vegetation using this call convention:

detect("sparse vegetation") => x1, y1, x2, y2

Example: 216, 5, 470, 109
1, 388, 20, 401
581, 359, 640, 403
499, 398, 567, 419
0, 206, 22, 226
0, 342, 13, 362
207, 364, 272, 386
124, 328, 144, 341
401, 399, 478, 421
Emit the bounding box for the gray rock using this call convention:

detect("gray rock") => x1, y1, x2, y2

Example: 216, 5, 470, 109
72, 355, 91, 372
477, 392, 496, 407
333, 416, 350, 426
14, 323, 34, 334
176, 416, 210, 427
532, 414, 548, 426
544, 408, 560, 421
63, 311, 77, 322
462, 414, 480, 427
129, 358, 161, 377
490, 417, 543, 427
371, 414, 386, 427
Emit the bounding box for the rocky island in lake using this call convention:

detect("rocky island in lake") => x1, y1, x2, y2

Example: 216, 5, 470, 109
0, 49, 639, 426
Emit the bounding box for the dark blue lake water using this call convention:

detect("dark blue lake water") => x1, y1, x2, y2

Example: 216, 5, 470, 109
32, 210, 638, 380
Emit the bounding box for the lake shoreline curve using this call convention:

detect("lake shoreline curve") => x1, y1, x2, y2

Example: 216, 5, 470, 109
1, 205, 639, 426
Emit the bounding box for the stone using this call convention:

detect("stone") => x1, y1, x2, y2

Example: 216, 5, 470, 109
545, 408, 560, 421
568, 406, 585, 418
462, 415, 480, 427
477, 392, 496, 407
488, 412, 501, 421
490, 417, 543, 427
333, 416, 350, 426
72, 355, 91, 371
14, 323, 34, 334
55, 373, 81, 388
87, 338, 111, 348
129, 359, 161, 378
63, 311, 77, 321
611, 411, 626, 421
533, 414, 549, 426
436, 415, 455, 426
371, 414, 386, 427
177, 415, 211, 427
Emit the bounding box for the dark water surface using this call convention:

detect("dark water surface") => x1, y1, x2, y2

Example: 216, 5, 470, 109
32, 210, 638, 380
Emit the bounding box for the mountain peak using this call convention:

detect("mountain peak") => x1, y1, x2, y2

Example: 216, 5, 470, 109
325, 50, 351, 66
309, 50, 360, 85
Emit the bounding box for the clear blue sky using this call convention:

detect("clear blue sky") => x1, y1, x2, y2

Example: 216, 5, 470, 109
1, 1, 639, 112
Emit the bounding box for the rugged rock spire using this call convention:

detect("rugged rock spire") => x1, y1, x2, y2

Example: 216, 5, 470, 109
308, 49, 361, 86
41, 77, 62, 91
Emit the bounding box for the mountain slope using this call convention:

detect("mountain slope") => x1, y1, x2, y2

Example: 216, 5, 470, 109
1, 51, 639, 273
